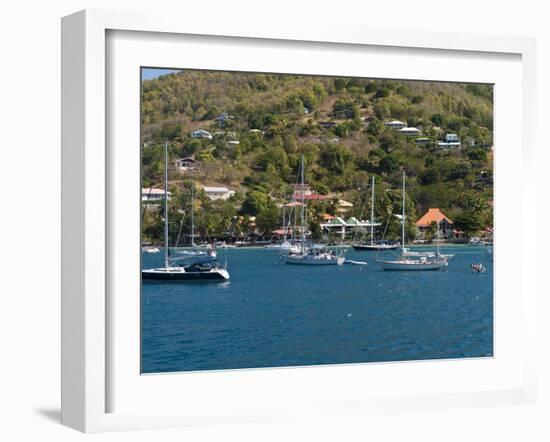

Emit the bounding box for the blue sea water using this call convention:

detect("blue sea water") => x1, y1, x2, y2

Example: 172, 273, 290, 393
141, 246, 493, 373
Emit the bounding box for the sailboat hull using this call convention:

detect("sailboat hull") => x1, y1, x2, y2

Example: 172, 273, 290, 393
142, 268, 230, 281
376, 260, 447, 271
352, 244, 398, 251
286, 255, 345, 265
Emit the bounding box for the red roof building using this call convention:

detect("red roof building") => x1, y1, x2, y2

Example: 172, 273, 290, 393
292, 192, 330, 201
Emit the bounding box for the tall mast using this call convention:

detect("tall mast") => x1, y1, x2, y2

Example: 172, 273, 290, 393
370, 175, 375, 246
436, 220, 440, 256
282, 195, 286, 241
402, 170, 406, 253
300, 155, 306, 253
191, 181, 195, 247
164, 141, 169, 268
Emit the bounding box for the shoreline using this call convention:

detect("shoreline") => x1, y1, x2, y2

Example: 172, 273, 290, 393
143, 242, 488, 251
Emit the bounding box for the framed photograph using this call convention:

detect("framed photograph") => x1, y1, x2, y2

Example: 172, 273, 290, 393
61, 9, 537, 432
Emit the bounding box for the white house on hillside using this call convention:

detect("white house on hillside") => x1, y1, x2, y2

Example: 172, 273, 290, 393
203, 186, 235, 201
214, 112, 232, 127
385, 120, 407, 130
445, 133, 459, 142
142, 188, 172, 202
437, 141, 461, 149
174, 157, 200, 172
437, 134, 461, 149
397, 127, 422, 137
191, 129, 212, 139
415, 137, 432, 145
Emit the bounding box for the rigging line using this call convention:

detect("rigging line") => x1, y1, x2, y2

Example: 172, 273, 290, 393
280, 165, 302, 249
351, 180, 371, 243
175, 219, 184, 248
376, 190, 399, 261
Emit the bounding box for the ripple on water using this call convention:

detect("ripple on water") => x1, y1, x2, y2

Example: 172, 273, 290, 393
141, 246, 493, 373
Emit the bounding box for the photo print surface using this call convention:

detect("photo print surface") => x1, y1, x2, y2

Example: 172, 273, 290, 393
140, 68, 494, 374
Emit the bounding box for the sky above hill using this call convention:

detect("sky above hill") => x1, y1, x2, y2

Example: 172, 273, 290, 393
141, 68, 181, 81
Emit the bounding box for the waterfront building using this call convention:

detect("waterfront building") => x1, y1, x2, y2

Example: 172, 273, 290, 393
416, 208, 454, 239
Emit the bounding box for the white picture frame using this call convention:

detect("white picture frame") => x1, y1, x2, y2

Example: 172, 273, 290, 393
61, 9, 538, 433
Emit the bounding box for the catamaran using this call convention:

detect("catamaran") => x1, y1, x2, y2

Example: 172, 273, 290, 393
376, 172, 448, 271
352, 176, 398, 251
285, 156, 345, 265
142, 142, 230, 281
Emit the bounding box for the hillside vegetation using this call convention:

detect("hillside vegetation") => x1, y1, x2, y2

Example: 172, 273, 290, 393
141, 70, 493, 244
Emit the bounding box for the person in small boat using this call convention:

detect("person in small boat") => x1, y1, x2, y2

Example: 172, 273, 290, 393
471, 263, 484, 273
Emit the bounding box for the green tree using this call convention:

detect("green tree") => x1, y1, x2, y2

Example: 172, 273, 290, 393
454, 212, 484, 236
319, 144, 354, 175
241, 190, 272, 215
454, 191, 488, 236
466, 146, 487, 162
375, 87, 390, 98
424, 221, 438, 242
332, 99, 355, 118
256, 206, 280, 234
419, 167, 439, 185
431, 113, 444, 126
378, 154, 400, 175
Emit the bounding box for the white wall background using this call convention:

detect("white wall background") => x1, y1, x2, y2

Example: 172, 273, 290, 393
0, 1, 547, 441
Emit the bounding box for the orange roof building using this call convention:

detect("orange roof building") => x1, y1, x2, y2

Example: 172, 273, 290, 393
415, 208, 453, 227
416, 208, 454, 239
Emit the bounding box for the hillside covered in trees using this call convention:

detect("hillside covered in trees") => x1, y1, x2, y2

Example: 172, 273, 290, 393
140, 70, 493, 244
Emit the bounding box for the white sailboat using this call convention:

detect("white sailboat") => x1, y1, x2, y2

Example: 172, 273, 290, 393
265, 240, 300, 252
265, 194, 301, 252
142, 142, 229, 281
174, 181, 218, 261
352, 176, 398, 251
285, 156, 345, 265
376, 172, 448, 271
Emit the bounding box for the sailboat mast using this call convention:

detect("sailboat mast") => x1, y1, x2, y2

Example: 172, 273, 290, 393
164, 141, 169, 268
402, 171, 406, 253
436, 220, 440, 255
371, 175, 375, 246
282, 195, 286, 241
300, 155, 305, 253
191, 181, 195, 247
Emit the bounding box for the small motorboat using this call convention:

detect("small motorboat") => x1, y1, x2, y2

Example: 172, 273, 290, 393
143, 247, 160, 254
471, 263, 486, 273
